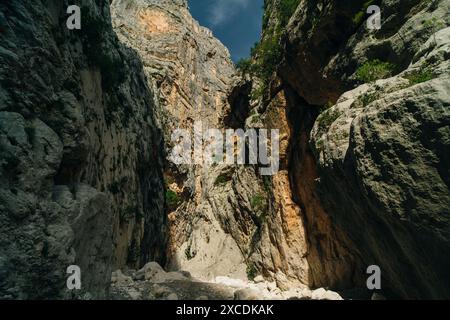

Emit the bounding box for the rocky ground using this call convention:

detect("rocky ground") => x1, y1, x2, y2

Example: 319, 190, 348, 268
110, 262, 376, 300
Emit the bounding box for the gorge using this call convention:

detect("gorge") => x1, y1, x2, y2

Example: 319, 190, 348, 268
0, 0, 449, 300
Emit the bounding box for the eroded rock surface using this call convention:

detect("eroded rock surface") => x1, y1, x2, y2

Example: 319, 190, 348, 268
0, 0, 166, 298
110, 262, 344, 300
111, 0, 252, 281
258, 0, 450, 298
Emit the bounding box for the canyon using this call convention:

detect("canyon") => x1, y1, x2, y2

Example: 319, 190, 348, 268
0, 0, 449, 300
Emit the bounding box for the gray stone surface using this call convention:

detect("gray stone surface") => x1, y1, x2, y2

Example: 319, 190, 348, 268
0, 0, 166, 298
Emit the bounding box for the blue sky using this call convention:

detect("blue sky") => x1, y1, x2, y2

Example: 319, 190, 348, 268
188, 0, 264, 62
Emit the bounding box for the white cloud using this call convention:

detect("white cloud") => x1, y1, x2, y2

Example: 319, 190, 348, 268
207, 0, 252, 26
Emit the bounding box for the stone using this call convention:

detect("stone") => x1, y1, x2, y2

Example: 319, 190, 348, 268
166, 293, 179, 300
309, 25, 450, 299
323, 291, 344, 301
258, 0, 450, 299
234, 289, 261, 300
215, 276, 247, 288
152, 284, 174, 299
136, 262, 165, 281
112, 270, 133, 284
311, 288, 328, 300
253, 275, 265, 283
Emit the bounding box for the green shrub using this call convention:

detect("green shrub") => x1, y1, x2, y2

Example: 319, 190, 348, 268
279, 0, 300, 27
405, 68, 434, 84
360, 92, 380, 107
250, 193, 268, 226
355, 59, 395, 83
81, 6, 124, 89
316, 139, 325, 153
352, 0, 376, 26
235, 58, 255, 75
253, 30, 283, 83
166, 189, 181, 211
262, 176, 272, 192
246, 264, 257, 280
250, 84, 265, 101
250, 193, 266, 212
238, 1, 299, 99
317, 109, 341, 134
422, 17, 445, 30
352, 11, 365, 25
215, 174, 231, 186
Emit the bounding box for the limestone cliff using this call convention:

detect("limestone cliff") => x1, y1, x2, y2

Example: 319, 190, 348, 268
111, 0, 254, 281
0, 0, 166, 298
242, 0, 450, 298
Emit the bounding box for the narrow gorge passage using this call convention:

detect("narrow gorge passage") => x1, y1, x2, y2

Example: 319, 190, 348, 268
0, 0, 449, 301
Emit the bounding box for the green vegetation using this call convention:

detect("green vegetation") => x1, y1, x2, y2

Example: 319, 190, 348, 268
246, 264, 258, 280
250, 193, 266, 212
316, 139, 325, 153
166, 189, 181, 211
279, 0, 301, 27
360, 92, 380, 107
250, 84, 266, 101
237, 0, 301, 99
250, 114, 261, 124
317, 109, 341, 134
215, 173, 232, 186
355, 59, 395, 83
250, 193, 269, 226
421, 17, 446, 45
422, 17, 445, 30
248, 28, 284, 96
262, 175, 272, 192
405, 68, 434, 85
235, 57, 255, 75
352, 11, 365, 26
352, 0, 376, 26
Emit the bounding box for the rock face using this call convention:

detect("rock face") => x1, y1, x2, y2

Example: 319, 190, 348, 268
110, 0, 326, 289
309, 26, 450, 298
254, 0, 450, 298
111, 0, 253, 281
0, 0, 166, 298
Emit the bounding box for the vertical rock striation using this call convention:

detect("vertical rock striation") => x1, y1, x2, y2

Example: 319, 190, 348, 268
252, 0, 450, 298
111, 0, 250, 280
0, 0, 166, 298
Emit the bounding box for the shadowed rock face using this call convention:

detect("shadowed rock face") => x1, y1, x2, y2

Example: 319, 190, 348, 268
0, 0, 166, 298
